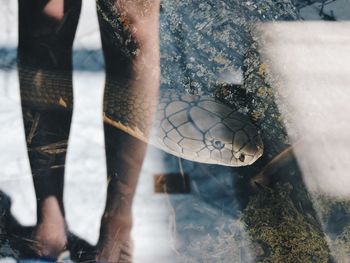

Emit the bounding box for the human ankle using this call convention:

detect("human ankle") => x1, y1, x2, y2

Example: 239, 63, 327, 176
34, 223, 67, 258
35, 196, 67, 258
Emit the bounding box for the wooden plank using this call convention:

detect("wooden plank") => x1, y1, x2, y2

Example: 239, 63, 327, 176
154, 173, 190, 194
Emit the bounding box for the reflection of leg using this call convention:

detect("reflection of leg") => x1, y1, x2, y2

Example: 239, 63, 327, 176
96, 0, 160, 261
98, 125, 148, 262
18, 0, 81, 258
22, 109, 71, 258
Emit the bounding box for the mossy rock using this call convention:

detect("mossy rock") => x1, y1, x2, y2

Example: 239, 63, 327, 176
242, 183, 331, 262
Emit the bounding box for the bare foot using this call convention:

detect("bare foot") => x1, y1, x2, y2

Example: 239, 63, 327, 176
33, 196, 68, 259
97, 238, 133, 263
96, 215, 133, 263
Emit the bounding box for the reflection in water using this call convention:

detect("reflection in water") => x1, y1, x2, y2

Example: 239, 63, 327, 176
161, 155, 255, 262
17, 0, 161, 261
258, 22, 350, 261
159, 1, 350, 261
1, 0, 350, 262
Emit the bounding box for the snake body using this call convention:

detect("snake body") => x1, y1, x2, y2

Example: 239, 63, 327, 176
18, 0, 271, 167
19, 69, 263, 167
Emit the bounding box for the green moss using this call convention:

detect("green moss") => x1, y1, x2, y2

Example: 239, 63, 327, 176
242, 183, 331, 262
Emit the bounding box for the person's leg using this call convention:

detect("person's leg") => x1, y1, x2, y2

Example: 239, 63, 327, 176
18, 0, 81, 258
96, 0, 160, 261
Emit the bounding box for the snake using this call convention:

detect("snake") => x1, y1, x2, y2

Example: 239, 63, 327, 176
17, 0, 266, 167
153, 90, 263, 166
18, 67, 263, 167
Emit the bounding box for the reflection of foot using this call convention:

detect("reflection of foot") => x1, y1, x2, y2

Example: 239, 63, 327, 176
33, 221, 68, 259
33, 197, 68, 259
118, 240, 133, 263
96, 238, 133, 263
0, 191, 96, 261
96, 217, 133, 263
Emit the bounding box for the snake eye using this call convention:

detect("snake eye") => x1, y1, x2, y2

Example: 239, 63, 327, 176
212, 140, 225, 149
239, 154, 245, 162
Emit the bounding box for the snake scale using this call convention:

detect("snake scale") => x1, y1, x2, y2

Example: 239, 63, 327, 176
18, 0, 275, 167
19, 67, 263, 167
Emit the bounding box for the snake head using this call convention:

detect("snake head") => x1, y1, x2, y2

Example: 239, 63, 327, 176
156, 94, 264, 167
202, 113, 264, 166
